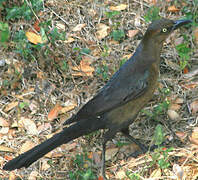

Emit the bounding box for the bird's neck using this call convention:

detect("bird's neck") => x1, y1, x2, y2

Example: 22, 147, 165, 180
140, 38, 163, 65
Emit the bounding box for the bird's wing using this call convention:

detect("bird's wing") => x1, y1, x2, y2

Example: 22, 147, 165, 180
75, 59, 150, 120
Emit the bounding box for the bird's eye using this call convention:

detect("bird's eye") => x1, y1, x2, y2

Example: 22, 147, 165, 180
162, 28, 167, 33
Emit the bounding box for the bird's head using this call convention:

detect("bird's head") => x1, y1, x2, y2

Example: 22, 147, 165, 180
143, 18, 192, 44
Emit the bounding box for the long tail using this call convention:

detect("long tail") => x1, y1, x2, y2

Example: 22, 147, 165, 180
3, 118, 104, 171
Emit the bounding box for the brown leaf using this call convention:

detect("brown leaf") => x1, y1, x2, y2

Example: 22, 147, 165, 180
96, 23, 110, 40
175, 98, 184, 104
168, 5, 180, 12
190, 100, 198, 114
116, 170, 126, 179
9, 171, 16, 180
109, 4, 127, 11
150, 168, 161, 178
4, 101, 18, 112
48, 103, 62, 121
72, 24, 86, 32
0, 117, 10, 126
19, 117, 38, 135
127, 30, 139, 38
167, 110, 180, 120
193, 27, 198, 45
71, 58, 95, 77
28, 171, 38, 180
20, 141, 36, 154
25, 31, 43, 44
175, 131, 187, 141
105, 147, 118, 161
41, 160, 50, 171
169, 104, 181, 111
190, 127, 198, 145
0, 145, 14, 152
173, 164, 184, 180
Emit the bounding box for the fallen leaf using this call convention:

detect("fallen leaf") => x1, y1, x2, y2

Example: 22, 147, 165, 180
96, 23, 110, 40
20, 141, 36, 154
168, 5, 180, 12
127, 29, 139, 38
169, 104, 181, 111
71, 58, 95, 77
19, 117, 38, 135
181, 82, 198, 89
48, 103, 62, 121
167, 110, 180, 120
98, 176, 104, 180
150, 168, 161, 178
33, 20, 40, 32
109, 4, 127, 11
105, 147, 118, 161
4, 101, 18, 112
64, 37, 75, 43
175, 98, 184, 104
72, 24, 86, 32
0, 145, 14, 152
173, 164, 184, 180
183, 67, 189, 74
0, 127, 9, 134
193, 27, 198, 45
0, 117, 10, 126
116, 170, 126, 179
28, 171, 38, 180
41, 160, 50, 171
175, 131, 187, 141
25, 31, 43, 44
190, 100, 198, 114
9, 171, 16, 180
56, 23, 65, 30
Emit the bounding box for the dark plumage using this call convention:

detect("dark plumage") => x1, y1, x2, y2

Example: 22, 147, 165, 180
3, 18, 191, 179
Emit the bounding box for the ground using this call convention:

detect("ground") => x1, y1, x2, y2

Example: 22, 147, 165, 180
0, 0, 198, 179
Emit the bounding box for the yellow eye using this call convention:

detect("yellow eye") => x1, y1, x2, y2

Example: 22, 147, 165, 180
162, 28, 167, 33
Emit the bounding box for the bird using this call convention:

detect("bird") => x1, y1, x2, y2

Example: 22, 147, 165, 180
3, 18, 191, 179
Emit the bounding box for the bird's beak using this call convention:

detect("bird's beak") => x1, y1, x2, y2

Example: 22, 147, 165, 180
172, 19, 192, 30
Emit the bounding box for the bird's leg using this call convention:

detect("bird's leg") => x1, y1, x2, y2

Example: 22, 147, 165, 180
101, 141, 107, 179
121, 128, 148, 156
101, 130, 117, 180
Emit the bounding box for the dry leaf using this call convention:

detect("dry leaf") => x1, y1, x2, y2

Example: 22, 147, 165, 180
0, 117, 10, 126
9, 171, 16, 180
194, 27, 198, 45
56, 23, 65, 30
168, 5, 180, 12
48, 103, 62, 121
0, 145, 14, 152
28, 171, 38, 180
175, 131, 187, 141
175, 98, 184, 104
0, 127, 9, 134
150, 168, 161, 178
4, 101, 18, 112
65, 37, 75, 43
173, 164, 184, 180
41, 160, 50, 171
19, 117, 38, 135
26, 31, 43, 44
167, 110, 180, 120
109, 4, 127, 11
105, 147, 118, 161
96, 23, 110, 40
127, 30, 139, 38
72, 59, 95, 77
20, 141, 35, 154
181, 82, 198, 89
190, 100, 198, 114
72, 24, 86, 32
116, 170, 126, 179
98, 176, 104, 180
169, 104, 181, 111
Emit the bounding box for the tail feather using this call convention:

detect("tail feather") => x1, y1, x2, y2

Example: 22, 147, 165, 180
3, 118, 104, 171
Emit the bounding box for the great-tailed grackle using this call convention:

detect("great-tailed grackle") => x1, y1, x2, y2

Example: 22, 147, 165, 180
3, 18, 191, 178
